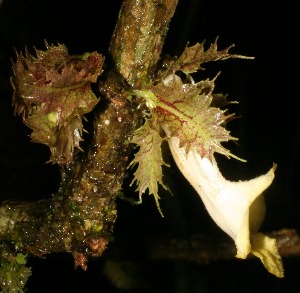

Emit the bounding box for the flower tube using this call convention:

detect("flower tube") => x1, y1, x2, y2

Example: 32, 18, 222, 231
165, 132, 284, 278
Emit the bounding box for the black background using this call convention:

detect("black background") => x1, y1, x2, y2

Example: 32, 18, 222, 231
0, 0, 300, 292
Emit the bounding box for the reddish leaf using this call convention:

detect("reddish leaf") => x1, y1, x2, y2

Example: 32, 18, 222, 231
11, 43, 104, 165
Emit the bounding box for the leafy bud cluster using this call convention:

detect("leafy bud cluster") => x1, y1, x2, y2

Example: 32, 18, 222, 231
128, 39, 251, 214
11, 43, 104, 165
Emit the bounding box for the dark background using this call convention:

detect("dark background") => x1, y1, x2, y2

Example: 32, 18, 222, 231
0, 0, 300, 292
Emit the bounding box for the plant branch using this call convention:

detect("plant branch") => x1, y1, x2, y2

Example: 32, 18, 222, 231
109, 0, 178, 87
107, 228, 300, 264
149, 229, 300, 263
0, 0, 178, 269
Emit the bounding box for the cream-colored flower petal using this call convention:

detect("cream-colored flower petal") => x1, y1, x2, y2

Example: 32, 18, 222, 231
251, 233, 284, 278
166, 134, 283, 277
235, 194, 266, 259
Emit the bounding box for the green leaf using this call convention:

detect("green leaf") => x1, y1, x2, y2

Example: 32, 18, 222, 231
128, 118, 168, 216
138, 75, 243, 160
0, 253, 31, 293
170, 38, 253, 74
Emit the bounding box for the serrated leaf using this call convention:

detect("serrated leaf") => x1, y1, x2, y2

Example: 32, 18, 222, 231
172, 38, 253, 74
128, 118, 168, 215
11, 43, 104, 165
137, 75, 242, 160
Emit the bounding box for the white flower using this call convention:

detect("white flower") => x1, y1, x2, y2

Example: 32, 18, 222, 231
166, 133, 284, 278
